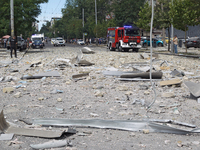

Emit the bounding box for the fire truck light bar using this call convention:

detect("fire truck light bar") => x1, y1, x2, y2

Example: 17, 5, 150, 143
124, 26, 132, 28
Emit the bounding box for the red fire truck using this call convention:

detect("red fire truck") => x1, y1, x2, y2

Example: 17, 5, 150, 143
107, 26, 141, 52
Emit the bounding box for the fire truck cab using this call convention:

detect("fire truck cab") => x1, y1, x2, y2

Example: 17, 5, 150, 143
107, 26, 141, 52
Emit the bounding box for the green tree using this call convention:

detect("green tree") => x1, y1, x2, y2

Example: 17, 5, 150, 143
112, 0, 145, 26
169, 0, 199, 53
0, 0, 48, 38
135, 2, 151, 36
154, 0, 171, 51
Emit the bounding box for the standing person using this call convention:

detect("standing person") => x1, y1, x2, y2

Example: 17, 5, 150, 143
3, 38, 7, 48
27, 37, 30, 49
10, 36, 17, 58
173, 35, 178, 54
89, 38, 91, 44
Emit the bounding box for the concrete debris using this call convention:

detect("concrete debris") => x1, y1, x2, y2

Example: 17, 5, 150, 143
14, 92, 22, 98
160, 79, 182, 86
57, 98, 62, 102
140, 53, 150, 59
161, 92, 176, 98
21, 70, 60, 80
72, 73, 89, 79
0, 134, 14, 141
94, 90, 104, 97
3, 87, 14, 93
30, 140, 71, 149
171, 69, 185, 77
0, 110, 71, 138
33, 118, 200, 135
81, 47, 95, 54
184, 81, 200, 98
132, 99, 145, 106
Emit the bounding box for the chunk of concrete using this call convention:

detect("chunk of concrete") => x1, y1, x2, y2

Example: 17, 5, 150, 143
184, 81, 200, 98
161, 92, 176, 98
81, 47, 95, 54
3, 87, 14, 93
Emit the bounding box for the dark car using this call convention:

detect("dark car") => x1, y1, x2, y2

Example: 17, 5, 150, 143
184, 37, 200, 48
32, 40, 43, 49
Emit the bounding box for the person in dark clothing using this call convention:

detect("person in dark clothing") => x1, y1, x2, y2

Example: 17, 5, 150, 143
10, 36, 17, 58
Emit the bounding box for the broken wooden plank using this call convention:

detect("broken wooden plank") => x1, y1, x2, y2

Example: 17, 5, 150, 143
160, 78, 182, 86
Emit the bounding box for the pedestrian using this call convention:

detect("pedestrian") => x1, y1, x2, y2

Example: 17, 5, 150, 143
173, 35, 178, 54
10, 36, 17, 58
27, 37, 30, 49
3, 38, 7, 48
89, 38, 91, 44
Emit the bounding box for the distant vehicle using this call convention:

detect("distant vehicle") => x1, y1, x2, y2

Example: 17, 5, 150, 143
7, 36, 26, 51
77, 39, 85, 45
53, 37, 65, 46
32, 40, 43, 49
31, 34, 45, 46
184, 37, 200, 48
107, 26, 141, 52
51, 38, 56, 44
142, 38, 164, 47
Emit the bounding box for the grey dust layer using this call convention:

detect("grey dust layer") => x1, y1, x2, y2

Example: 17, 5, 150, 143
1, 44, 200, 150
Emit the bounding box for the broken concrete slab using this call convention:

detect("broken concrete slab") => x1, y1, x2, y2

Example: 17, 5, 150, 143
160, 79, 182, 86
81, 47, 95, 54
0, 134, 14, 141
33, 118, 200, 135
161, 92, 176, 98
21, 70, 60, 80
0, 110, 67, 138
184, 81, 200, 98
171, 69, 185, 77
120, 71, 163, 79
30, 140, 70, 149
140, 53, 150, 59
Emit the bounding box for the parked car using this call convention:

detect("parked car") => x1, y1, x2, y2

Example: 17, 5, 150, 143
32, 40, 43, 49
7, 36, 26, 51
183, 37, 200, 48
77, 39, 85, 45
142, 38, 164, 47
53, 37, 65, 46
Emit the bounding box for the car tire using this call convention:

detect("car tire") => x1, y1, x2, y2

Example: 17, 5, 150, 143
143, 43, 147, 48
109, 43, 114, 51
158, 43, 162, 47
133, 48, 139, 52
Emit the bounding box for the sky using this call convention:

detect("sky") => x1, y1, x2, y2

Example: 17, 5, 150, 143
37, 0, 66, 30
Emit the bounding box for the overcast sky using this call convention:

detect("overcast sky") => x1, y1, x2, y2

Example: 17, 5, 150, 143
37, 0, 66, 30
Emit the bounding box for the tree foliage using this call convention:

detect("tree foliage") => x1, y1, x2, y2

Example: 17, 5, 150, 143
169, 0, 200, 52
0, 0, 48, 38
135, 2, 151, 34
112, 0, 145, 26
49, 0, 145, 40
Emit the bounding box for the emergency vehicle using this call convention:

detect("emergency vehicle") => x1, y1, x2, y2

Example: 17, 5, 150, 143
107, 26, 141, 52
31, 33, 45, 46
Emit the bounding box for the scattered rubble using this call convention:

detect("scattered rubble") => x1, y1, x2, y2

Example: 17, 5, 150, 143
1, 45, 200, 149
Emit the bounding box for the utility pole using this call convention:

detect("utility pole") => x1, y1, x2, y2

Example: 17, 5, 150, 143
95, 0, 97, 37
10, 0, 14, 37
171, 0, 174, 53
95, 0, 97, 25
82, 8, 85, 42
